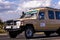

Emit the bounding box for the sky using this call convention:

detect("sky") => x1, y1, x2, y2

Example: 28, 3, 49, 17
0, 0, 60, 21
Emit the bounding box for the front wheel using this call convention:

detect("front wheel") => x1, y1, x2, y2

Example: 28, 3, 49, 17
9, 31, 19, 38
25, 26, 34, 39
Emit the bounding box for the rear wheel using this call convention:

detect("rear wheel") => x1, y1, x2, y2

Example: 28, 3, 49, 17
56, 28, 60, 36
25, 26, 34, 39
44, 31, 51, 37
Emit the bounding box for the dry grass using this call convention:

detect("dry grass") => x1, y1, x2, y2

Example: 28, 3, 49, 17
0, 29, 6, 33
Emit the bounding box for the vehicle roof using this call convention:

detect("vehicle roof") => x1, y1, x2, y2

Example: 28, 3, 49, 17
29, 7, 60, 11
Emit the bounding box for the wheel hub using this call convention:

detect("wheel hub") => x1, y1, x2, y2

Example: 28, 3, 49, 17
26, 29, 32, 37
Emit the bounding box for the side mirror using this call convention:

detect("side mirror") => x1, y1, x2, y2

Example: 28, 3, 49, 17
20, 12, 25, 18
22, 12, 25, 15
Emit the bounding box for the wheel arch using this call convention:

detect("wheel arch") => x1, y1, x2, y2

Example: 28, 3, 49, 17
25, 24, 35, 32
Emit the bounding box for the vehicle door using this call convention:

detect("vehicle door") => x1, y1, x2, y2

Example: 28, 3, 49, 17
38, 10, 47, 31
46, 10, 56, 31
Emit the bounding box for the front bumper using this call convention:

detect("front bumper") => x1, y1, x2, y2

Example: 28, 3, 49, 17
4, 26, 21, 31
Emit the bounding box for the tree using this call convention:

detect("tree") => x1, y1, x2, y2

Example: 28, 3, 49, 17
0, 19, 4, 29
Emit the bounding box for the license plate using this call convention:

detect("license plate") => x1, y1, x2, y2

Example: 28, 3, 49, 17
6, 26, 11, 28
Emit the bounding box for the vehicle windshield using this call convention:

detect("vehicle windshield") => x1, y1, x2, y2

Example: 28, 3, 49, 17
21, 10, 38, 18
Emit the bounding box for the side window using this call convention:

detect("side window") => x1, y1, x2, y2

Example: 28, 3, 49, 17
55, 11, 60, 19
39, 12, 45, 20
48, 10, 54, 19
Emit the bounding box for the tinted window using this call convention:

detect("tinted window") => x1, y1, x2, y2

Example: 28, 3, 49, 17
39, 12, 45, 20
48, 10, 54, 19
55, 11, 60, 19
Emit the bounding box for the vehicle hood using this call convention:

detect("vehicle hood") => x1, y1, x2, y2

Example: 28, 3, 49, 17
17, 18, 36, 21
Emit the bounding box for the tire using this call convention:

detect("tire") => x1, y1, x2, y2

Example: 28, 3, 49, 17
44, 31, 51, 37
56, 28, 60, 36
25, 26, 34, 39
9, 31, 18, 38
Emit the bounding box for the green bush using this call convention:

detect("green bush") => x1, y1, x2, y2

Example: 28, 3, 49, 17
0, 19, 7, 33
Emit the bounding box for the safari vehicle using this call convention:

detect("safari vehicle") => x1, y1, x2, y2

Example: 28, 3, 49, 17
4, 7, 60, 39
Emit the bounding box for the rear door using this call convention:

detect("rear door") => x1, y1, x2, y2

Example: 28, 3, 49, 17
46, 10, 56, 31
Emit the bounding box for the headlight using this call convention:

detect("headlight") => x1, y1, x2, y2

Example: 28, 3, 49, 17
16, 21, 21, 26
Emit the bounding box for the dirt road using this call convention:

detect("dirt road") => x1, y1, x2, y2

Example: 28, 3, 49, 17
0, 32, 60, 40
